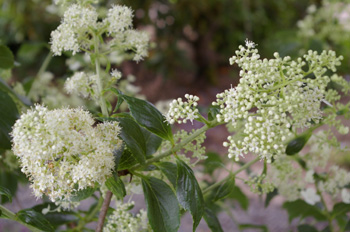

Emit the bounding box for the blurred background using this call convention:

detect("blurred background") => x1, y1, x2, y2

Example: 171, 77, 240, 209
1, 0, 350, 231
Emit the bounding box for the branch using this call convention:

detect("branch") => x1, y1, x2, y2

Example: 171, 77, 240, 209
96, 191, 113, 232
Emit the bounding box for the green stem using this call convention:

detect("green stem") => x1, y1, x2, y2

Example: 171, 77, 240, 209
28, 51, 52, 96
94, 34, 109, 117
131, 120, 222, 171
75, 196, 104, 231
315, 183, 335, 232
202, 156, 260, 195
0, 205, 43, 232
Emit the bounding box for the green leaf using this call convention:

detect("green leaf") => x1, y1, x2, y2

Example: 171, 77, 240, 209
0, 171, 18, 204
118, 149, 138, 170
32, 203, 78, 228
17, 209, 55, 232
208, 105, 220, 121
141, 176, 180, 232
265, 189, 278, 207
203, 152, 223, 175
286, 132, 312, 155
331, 202, 350, 219
0, 78, 31, 106
213, 175, 235, 201
0, 186, 12, 203
118, 117, 146, 164
109, 88, 124, 112
105, 173, 126, 199
141, 126, 162, 156
17, 42, 46, 63
283, 199, 327, 222
203, 207, 224, 232
156, 162, 178, 188
0, 45, 14, 69
176, 159, 204, 231
297, 224, 319, 232
228, 186, 249, 210
122, 95, 173, 142
0, 89, 19, 149
239, 224, 269, 232
70, 187, 96, 202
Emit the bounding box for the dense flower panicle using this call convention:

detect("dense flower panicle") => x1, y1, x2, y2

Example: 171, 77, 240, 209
165, 94, 200, 124
63, 4, 98, 31
50, 3, 149, 61
11, 105, 122, 202
214, 40, 343, 161
105, 5, 133, 34
51, 24, 80, 56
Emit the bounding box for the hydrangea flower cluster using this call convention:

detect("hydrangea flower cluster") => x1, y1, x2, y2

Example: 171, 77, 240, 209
214, 40, 343, 161
104, 201, 149, 232
165, 94, 200, 124
50, 3, 149, 62
11, 105, 122, 202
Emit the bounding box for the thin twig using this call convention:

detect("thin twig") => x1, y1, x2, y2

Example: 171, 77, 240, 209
96, 191, 113, 232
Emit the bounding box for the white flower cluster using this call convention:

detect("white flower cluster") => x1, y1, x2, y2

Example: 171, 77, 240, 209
165, 94, 200, 124
105, 5, 133, 35
267, 134, 350, 205
50, 4, 149, 61
298, 1, 350, 45
50, 4, 98, 55
215, 40, 342, 161
104, 201, 149, 232
64, 71, 97, 99
11, 105, 122, 202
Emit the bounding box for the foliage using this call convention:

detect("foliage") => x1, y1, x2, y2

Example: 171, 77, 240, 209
0, 0, 350, 232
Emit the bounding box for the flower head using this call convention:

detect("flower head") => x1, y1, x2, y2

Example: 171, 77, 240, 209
11, 105, 122, 202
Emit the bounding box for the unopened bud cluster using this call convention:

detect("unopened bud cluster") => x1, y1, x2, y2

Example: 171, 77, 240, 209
165, 94, 200, 124
11, 105, 122, 202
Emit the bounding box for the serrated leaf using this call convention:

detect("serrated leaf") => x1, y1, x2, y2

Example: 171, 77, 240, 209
70, 187, 95, 202
141, 176, 180, 232
0, 186, 12, 203
286, 132, 312, 155
297, 224, 318, 232
17, 209, 55, 232
0, 89, 19, 149
156, 162, 178, 188
105, 173, 126, 199
203, 207, 224, 232
213, 175, 235, 201
118, 149, 138, 170
283, 199, 327, 222
176, 159, 204, 231
118, 117, 146, 164
265, 189, 278, 207
141, 126, 162, 156
0, 45, 14, 69
122, 95, 173, 142
228, 186, 249, 210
